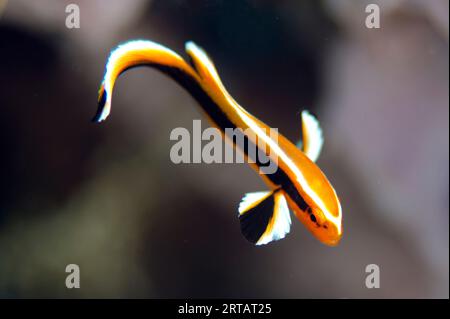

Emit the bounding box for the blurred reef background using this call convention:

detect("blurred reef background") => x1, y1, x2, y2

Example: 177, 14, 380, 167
0, 0, 448, 298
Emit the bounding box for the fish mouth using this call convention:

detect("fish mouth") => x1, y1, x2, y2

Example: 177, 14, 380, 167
318, 221, 343, 246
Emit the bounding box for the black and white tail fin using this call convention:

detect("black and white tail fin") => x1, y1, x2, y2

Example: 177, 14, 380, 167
238, 189, 291, 245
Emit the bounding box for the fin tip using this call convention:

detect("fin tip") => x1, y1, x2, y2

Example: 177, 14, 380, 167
238, 190, 291, 246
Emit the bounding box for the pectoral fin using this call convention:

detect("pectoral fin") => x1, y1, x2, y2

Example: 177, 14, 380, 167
299, 110, 324, 162
238, 190, 291, 245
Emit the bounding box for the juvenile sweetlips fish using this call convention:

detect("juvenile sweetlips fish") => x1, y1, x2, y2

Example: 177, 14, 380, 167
94, 40, 343, 246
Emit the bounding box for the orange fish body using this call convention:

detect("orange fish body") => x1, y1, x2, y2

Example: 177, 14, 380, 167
95, 40, 342, 246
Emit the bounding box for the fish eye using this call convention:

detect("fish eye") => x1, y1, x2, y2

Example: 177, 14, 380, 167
305, 206, 323, 227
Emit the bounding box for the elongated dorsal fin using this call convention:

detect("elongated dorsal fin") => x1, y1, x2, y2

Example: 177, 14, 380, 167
238, 190, 291, 245
299, 110, 324, 162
